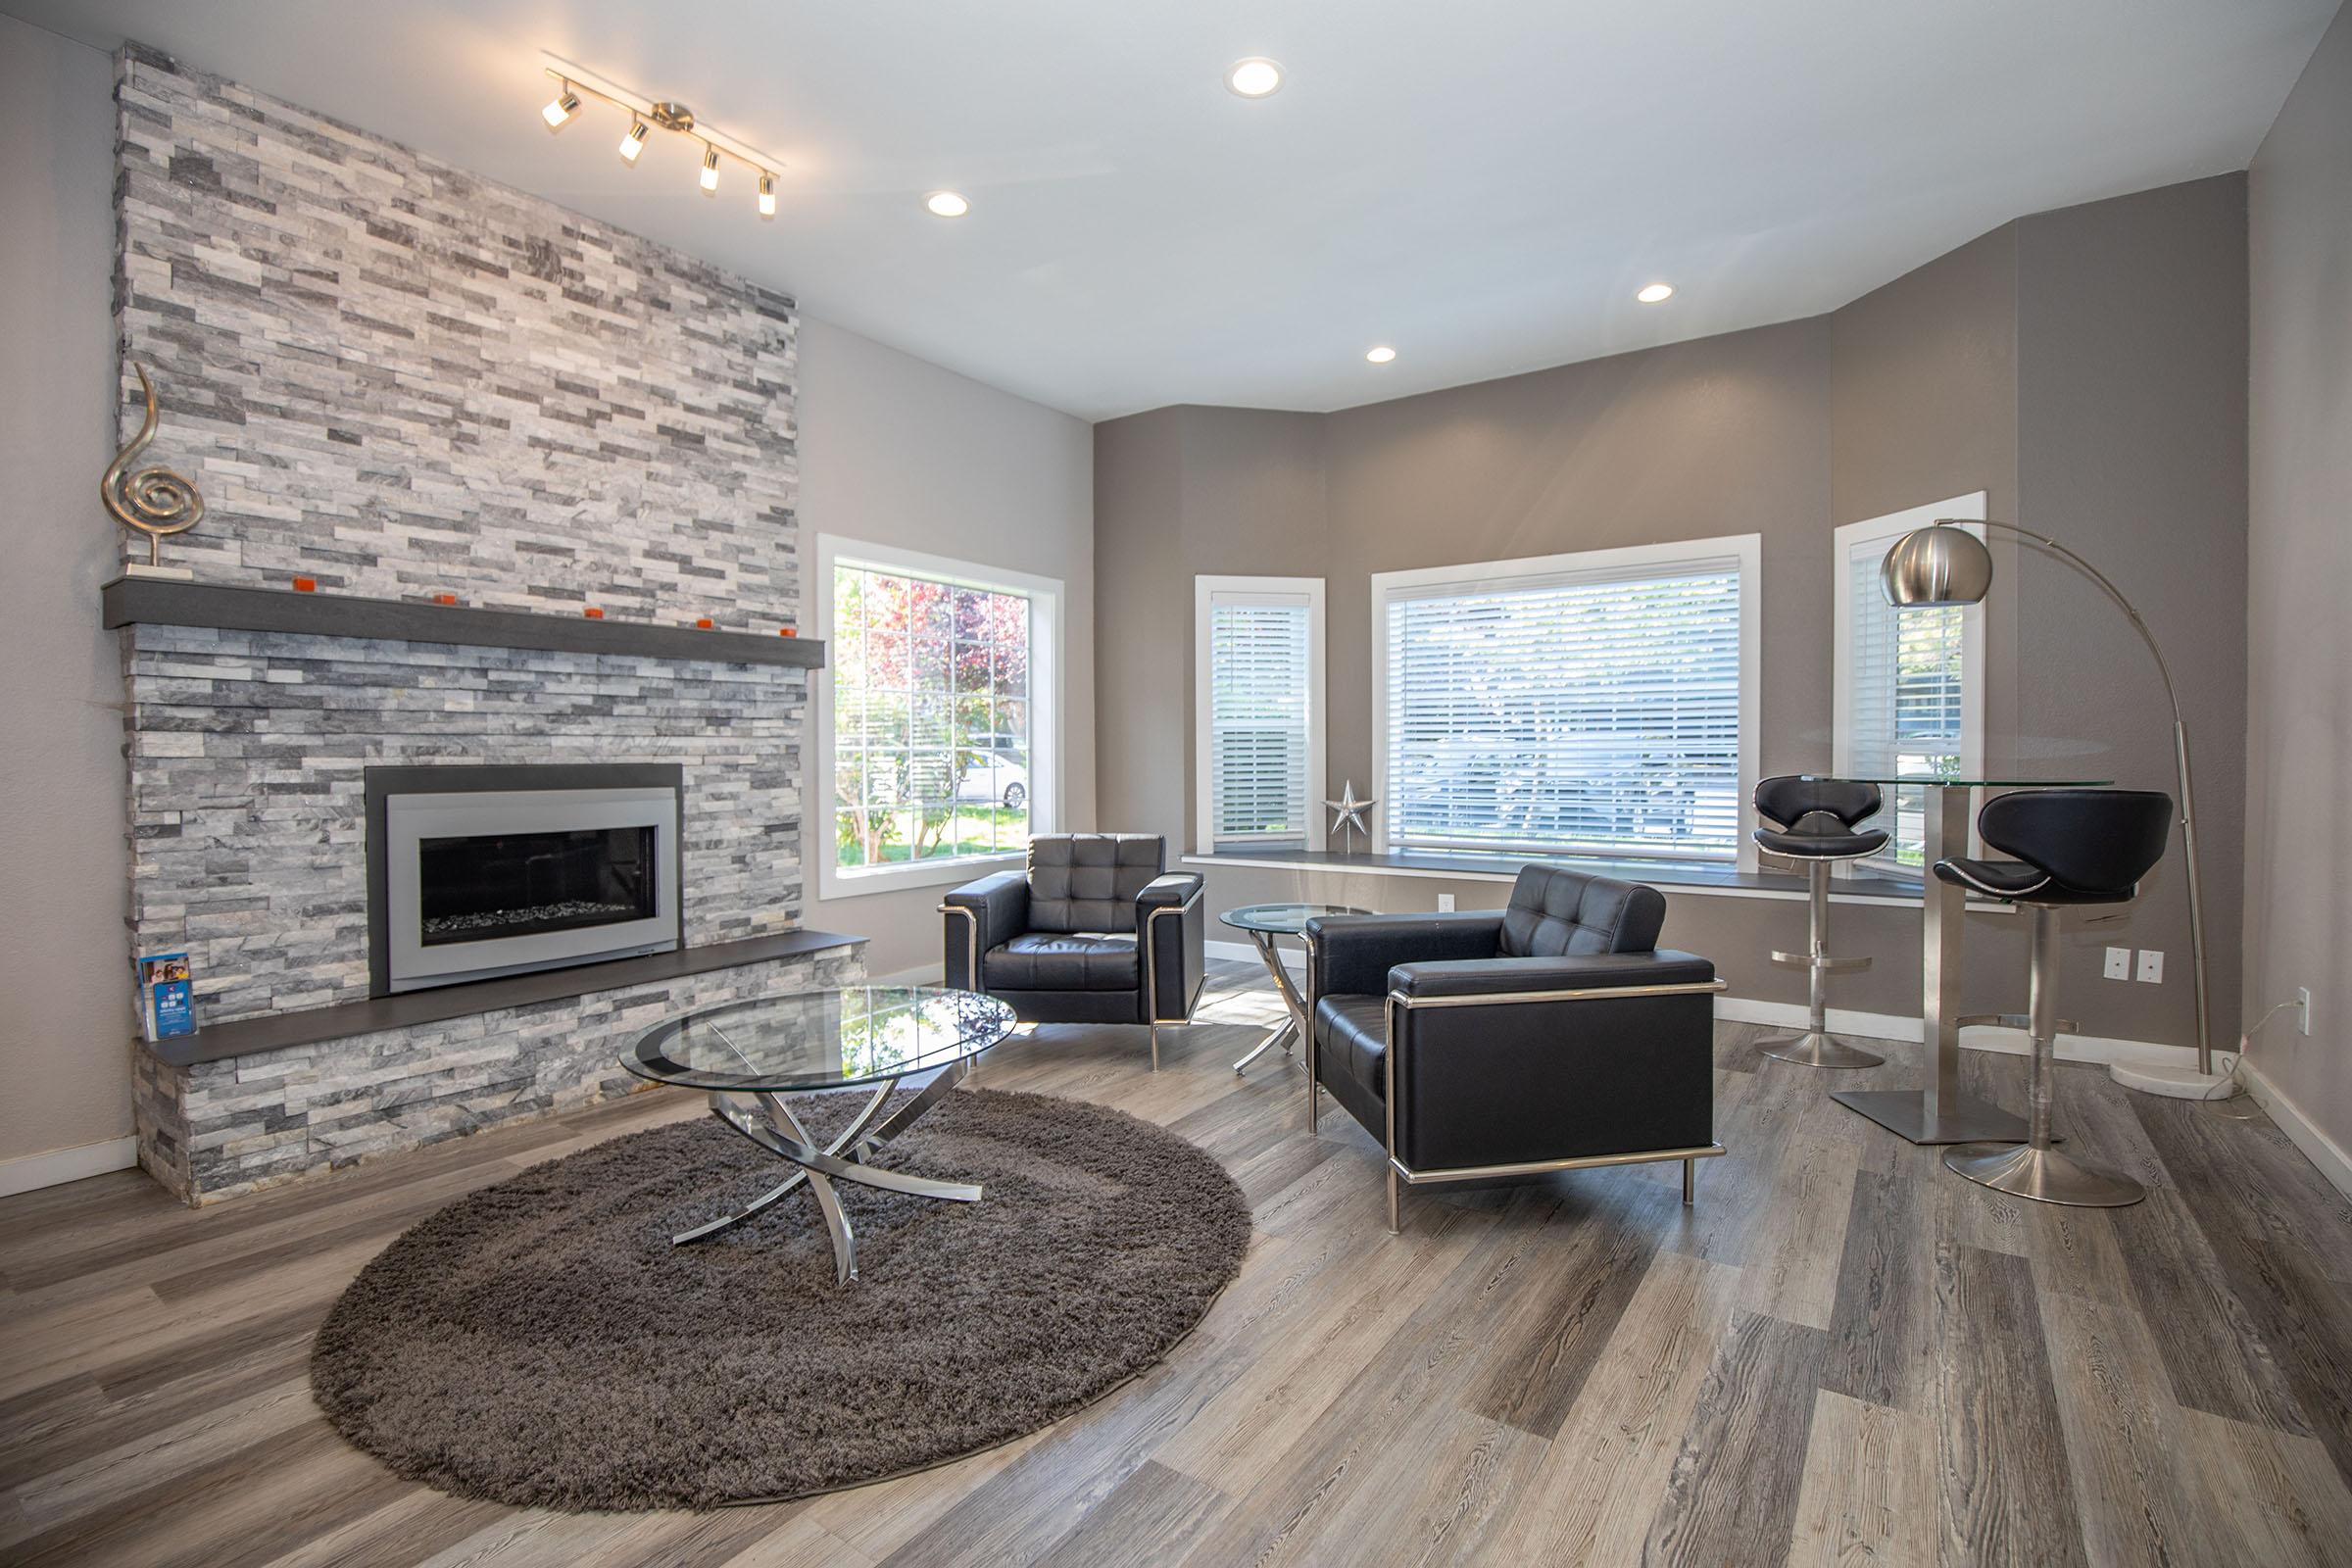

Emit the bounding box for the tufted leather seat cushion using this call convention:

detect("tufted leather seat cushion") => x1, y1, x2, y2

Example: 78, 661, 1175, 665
1313, 995, 1390, 1102
1026, 835, 1166, 934
1497, 865, 1667, 957
983, 931, 1140, 990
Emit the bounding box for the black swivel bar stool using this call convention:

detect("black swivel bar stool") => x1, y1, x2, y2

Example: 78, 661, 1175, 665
1751, 776, 1887, 1069
1934, 788, 2172, 1207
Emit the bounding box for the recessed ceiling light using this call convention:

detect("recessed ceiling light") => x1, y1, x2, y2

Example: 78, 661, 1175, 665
1636, 282, 1675, 304
1225, 58, 1284, 98
925, 190, 970, 219
1365, 345, 1396, 364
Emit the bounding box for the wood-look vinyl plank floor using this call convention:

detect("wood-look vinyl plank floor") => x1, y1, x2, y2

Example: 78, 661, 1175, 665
4, 960, 2351, 1566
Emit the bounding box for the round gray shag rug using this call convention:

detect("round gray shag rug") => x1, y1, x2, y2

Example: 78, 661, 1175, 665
310, 1087, 1250, 1511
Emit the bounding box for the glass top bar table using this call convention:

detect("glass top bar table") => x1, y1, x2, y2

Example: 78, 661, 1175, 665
624, 985, 1015, 1283
1220, 904, 1372, 1073
1811, 773, 2110, 1146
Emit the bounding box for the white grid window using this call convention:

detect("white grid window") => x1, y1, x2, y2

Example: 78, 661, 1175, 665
817, 538, 1060, 899
1372, 537, 1759, 865
1834, 496, 1985, 870
1195, 577, 1325, 852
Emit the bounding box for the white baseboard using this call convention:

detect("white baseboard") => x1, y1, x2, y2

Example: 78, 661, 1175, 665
1206, 939, 1305, 972
0, 1136, 139, 1199
1713, 996, 2227, 1072
2239, 1058, 2352, 1200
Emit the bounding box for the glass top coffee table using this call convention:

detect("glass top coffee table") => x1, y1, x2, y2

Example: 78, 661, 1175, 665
624, 985, 1015, 1283
1221, 904, 1373, 1074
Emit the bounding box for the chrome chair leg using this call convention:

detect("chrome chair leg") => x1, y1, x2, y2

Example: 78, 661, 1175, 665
1758, 859, 1885, 1069
1944, 906, 2145, 1207
1386, 1164, 1401, 1234
1682, 1155, 1695, 1206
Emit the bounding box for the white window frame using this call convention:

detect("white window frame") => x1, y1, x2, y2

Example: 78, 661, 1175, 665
1194, 575, 1327, 855
1369, 533, 1762, 870
1832, 492, 1987, 875
813, 533, 1062, 900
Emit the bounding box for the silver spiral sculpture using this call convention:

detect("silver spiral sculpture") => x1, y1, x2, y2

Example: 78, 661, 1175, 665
102, 363, 205, 568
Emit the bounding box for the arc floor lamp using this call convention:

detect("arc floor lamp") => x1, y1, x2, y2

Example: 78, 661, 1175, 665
1879, 518, 2231, 1099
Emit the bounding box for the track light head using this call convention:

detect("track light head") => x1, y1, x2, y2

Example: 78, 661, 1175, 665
542, 86, 582, 128
758, 173, 777, 219
618, 118, 649, 164
700, 144, 720, 194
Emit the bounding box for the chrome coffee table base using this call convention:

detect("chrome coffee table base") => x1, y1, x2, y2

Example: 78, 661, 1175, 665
1755, 1029, 1885, 1069
680, 1056, 983, 1284
1942, 1140, 2145, 1207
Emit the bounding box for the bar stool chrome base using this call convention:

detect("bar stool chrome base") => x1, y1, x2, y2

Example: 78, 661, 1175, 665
1755, 1028, 1886, 1069
1942, 1140, 2144, 1207
1757, 858, 1883, 1070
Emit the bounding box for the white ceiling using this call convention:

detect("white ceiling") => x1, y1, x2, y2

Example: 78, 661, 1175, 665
7, 0, 2337, 419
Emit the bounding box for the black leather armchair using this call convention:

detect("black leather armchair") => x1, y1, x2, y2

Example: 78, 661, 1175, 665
1304, 864, 1724, 1232
941, 834, 1204, 1069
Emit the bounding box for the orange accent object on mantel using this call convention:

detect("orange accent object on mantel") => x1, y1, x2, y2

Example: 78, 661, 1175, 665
292, 576, 317, 593
583, 607, 605, 619
696, 617, 714, 629
778, 627, 797, 637
433, 593, 458, 606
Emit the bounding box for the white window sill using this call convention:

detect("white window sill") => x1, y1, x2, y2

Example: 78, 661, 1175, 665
1180, 848, 2015, 912
820, 851, 1025, 902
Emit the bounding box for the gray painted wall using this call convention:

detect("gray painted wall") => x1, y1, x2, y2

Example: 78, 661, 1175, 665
2246, 3, 2352, 1155
796, 317, 1097, 978
0, 15, 131, 1174
1097, 180, 2252, 1049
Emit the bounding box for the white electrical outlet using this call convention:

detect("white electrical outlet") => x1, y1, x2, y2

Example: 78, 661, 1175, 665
2298, 986, 2313, 1036
2103, 947, 2131, 980
2136, 950, 2165, 984
1437, 894, 1455, 912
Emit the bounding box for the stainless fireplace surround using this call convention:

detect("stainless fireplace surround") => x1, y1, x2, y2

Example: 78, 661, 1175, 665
366, 764, 685, 996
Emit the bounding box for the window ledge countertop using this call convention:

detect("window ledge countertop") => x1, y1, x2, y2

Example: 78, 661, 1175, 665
1179, 847, 2013, 911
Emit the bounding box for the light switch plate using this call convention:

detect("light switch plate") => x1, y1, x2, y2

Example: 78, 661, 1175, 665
2104, 947, 2131, 980
1437, 894, 1455, 912
2136, 949, 2165, 984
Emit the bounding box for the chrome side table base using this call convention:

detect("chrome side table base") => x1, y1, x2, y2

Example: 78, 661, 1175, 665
680, 1058, 983, 1284
1758, 1029, 1887, 1069
1830, 1088, 2032, 1147
1942, 1141, 2144, 1207
1234, 929, 1309, 1073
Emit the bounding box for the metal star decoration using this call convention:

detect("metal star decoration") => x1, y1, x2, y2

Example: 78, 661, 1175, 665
1324, 780, 1377, 852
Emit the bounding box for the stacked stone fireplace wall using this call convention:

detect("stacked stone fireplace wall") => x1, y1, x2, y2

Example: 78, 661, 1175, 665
112, 46, 847, 1201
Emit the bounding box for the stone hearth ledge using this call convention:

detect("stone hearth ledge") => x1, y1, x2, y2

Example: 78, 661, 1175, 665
134, 932, 866, 1204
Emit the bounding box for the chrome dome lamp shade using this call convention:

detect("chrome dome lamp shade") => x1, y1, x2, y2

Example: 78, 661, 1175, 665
1880, 519, 1994, 607
1875, 514, 2227, 1100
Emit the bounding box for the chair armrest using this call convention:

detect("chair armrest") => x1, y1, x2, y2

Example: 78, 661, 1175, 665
1135, 872, 1201, 911
1137, 873, 1205, 1022
1306, 911, 1504, 1000
1389, 951, 1718, 1002
941, 871, 1029, 989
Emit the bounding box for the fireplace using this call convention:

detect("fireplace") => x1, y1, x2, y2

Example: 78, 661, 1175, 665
366, 764, 684, 995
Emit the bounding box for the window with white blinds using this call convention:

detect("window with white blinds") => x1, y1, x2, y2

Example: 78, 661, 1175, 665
1372, 538, 1759, 864
1196, 578, 1324, 851
1833, 500, 1984, 869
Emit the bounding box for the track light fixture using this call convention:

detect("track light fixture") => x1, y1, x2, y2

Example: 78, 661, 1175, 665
536, 57, 784, 221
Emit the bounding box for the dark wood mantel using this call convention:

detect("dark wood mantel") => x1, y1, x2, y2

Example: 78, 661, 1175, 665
102, 576, 827, 670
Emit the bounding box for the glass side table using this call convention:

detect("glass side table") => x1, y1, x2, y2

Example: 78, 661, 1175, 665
1220, 904, 1373, 1074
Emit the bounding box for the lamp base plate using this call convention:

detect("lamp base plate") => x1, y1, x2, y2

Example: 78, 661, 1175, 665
2108, 1060, 2240, 1101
